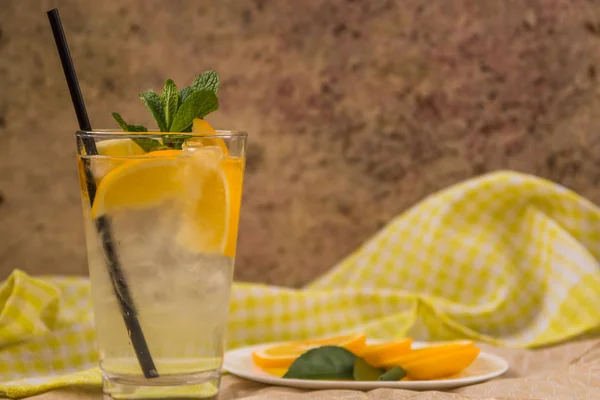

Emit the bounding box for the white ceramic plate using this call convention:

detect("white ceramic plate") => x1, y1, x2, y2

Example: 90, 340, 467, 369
223, 341, 509, 390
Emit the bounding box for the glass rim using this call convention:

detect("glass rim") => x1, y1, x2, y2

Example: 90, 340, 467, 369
76, 129, 247, 140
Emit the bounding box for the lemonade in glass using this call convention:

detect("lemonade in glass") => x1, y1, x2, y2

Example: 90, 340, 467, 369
76, 72, 246, 399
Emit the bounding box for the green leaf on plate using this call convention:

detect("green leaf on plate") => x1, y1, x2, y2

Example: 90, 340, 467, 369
353, 358, 384, 381
282, 346, 357, 380
377, 366, 407, 381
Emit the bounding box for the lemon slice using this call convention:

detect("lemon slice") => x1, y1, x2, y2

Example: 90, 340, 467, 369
176, 146, 230, 254
192, 118, 217, 133
91, 150, 181, 218
191, 118, 229, 155
88, 139, 147, 181
96, 139, 146, 157
222, 158, 244, 257
251, 333, 367, 369
360, 338, 412, 367
90, 145, 243, 257
177, 147, 243, 256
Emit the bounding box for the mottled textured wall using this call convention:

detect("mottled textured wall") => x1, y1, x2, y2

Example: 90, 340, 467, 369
2, 0, 600, 287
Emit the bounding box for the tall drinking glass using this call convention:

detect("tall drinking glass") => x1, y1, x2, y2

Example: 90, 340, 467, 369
75, 130, 246, 399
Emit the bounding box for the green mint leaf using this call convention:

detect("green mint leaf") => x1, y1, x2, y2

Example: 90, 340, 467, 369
191, 70, 219, 93
111, 112, 148, 132
194, 91, 219, 119
126, 125, 149, 132
179, 86, 194, 103
377, 366, 406, 381
353, 358, 384, 381
132, 138, 169, 152
161, 79, 180, 131
170, 89, 218, 132
111, 112, 131, 131
139, 90, 167, 132
111, 112, 166, 152
283, 346, 356, 380
163, 134, 192, 149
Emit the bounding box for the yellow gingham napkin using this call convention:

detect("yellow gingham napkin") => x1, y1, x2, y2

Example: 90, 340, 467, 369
2, 171, 600, 398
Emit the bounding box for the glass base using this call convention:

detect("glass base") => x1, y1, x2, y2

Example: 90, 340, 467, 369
102, 369, 220, 399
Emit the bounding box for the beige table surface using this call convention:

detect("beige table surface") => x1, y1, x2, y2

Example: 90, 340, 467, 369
26, 339, 600, 399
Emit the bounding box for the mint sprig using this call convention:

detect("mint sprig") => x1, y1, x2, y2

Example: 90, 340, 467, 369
111, 70, 221, 150
170, 90, 218, 132
111, 112, 166, 152
178, 86, 194, 103
111, 112, 148, 132
139, 90, 166, 132
191, 70, 219, 93
161, 79, 180, 131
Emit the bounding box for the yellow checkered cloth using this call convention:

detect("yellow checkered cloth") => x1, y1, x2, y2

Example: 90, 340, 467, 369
2, 171, 600, 398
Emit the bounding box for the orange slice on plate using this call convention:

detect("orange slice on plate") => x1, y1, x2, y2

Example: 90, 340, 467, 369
252, 332, 367, 369
361, 338, 412, 367
403, 346, 481, 380
380, 341, 475, 369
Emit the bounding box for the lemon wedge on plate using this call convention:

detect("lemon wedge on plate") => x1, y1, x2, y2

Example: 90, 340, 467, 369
251, 333, 367, 370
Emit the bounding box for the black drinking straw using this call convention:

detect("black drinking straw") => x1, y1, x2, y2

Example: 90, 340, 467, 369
47, 8, 159, 379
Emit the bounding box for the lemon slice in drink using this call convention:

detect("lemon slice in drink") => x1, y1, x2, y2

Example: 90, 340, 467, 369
177, 145, 243, 256
177, 146, 232, 254
192, 118, 216, 134
91, 150, 182, 218
96, 138, 146, 156
91, 145, 241, 256
87, 139, 147, 181
191, 118, 229, 155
